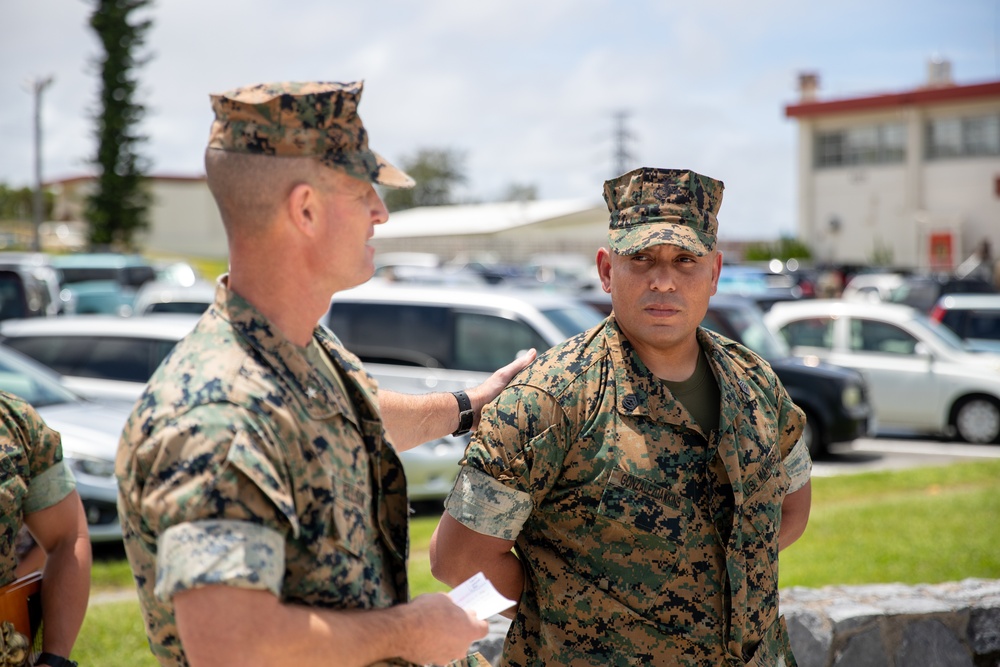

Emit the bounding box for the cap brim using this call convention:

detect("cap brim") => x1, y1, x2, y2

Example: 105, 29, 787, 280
373, 152, 415, 189
609, 222, 714, 256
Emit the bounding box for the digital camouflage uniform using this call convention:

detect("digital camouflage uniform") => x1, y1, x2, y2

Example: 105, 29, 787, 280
446, 316, 810, 667
116, 281, 485, 667
0, 391, 75, 587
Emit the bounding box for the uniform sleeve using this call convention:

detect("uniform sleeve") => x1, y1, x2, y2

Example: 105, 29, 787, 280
446, 383, 567, 539
155, 519, 285, 601
125, 403, 297, 601
782, 440, 812, 493
0, 393, 74, 513
773, 376, 811, 492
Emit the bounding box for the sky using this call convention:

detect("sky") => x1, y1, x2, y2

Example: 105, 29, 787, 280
2, 0, 998, 240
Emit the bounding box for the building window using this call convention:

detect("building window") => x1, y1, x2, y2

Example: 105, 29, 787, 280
927, 114, 1000, 159
815, 123, 906, 168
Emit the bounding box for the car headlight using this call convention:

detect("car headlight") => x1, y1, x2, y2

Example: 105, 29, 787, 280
65, 454, 116, 479
841, 385, 863, 409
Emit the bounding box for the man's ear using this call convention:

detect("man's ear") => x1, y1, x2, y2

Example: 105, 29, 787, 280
709, 250, 724, 294
286, 182, 319, 237
596, 247, 613, 293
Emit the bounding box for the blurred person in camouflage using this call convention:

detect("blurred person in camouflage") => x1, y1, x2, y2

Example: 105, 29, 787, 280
1, 391, 91, 667
115, 81, 533, 667
430, 167, 813, 666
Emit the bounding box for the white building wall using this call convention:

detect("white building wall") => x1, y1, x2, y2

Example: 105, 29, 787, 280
140, 179, 227, 257
792, 80, 1000, 272
812, 165, 911, 266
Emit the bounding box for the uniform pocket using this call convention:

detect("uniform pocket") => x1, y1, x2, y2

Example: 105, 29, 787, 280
326, 489, 369, 558
577, 468, 686, 615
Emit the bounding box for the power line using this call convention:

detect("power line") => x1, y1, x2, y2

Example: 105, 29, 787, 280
612, 110, 635, 177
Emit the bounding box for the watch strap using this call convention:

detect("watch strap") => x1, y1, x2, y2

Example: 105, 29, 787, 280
35, 653, 79, 667
451, 390, 474, 436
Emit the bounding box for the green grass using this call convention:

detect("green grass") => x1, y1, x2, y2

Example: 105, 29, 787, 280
73, 601, 159, 667
72, 461, 1000, 666
779, 459, 1000, 587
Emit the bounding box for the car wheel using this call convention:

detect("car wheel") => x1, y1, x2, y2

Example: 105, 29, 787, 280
953, 396, 1000, 444
801, 409, 825, 459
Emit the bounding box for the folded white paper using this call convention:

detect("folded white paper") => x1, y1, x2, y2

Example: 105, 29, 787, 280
448, 571, 516, 619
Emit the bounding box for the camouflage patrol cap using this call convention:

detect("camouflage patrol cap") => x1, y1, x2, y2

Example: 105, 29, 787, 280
207, 81, 415, 188
604, 167, 724, 256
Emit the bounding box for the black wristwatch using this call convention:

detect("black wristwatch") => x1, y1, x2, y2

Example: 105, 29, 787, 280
35, 653, 78, 667
451, 390, 474, 436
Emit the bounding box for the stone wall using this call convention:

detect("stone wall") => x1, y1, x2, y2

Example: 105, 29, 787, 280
471, 579, 1000, 666
783, 579, 1000, 667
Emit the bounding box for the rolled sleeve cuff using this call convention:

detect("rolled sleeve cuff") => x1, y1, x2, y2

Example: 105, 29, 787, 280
23, 460, 75, 515
154, 520, 285, 602
444, 466, 532, 541
783, 439, 812, 493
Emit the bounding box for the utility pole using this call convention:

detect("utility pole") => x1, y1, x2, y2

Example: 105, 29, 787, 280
612, 110, 635, 177
30, 75, 54, 252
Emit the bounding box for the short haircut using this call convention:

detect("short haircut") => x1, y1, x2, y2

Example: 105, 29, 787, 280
204, 149, 331, 235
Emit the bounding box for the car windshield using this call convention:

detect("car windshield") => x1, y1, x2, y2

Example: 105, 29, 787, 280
540, 304, 606, 339
708, 305, 791, 361
0, 345, 78, 407
908, 313, 977, 352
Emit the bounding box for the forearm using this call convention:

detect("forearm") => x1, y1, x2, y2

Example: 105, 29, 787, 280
380, 349, 536, 451
39, 533, 91, 657
430, 513, 523, 618
176, 586, 486, 666
380, 389, 465, 452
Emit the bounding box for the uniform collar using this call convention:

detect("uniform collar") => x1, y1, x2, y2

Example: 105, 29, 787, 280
209, 277, 366, 422
603, 316, 697, 430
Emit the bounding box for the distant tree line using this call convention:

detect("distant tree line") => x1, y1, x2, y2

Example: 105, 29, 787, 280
0, 184, 53, 221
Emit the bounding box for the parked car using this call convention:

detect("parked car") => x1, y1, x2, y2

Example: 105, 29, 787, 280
325, 283, 606, 395
702, 295, 873, 457
325, 283, 607, 499
929, 293, 1000, 354
0, 252, 64, 317
0, 343, 130, 542
131, 279, 216, 316
0, 314, 201, 401
51, 252, 158, 315
887, 274, 996, 313
715, 264, 801, 311
764, 299, 1000, 443
841, 272, 906, 303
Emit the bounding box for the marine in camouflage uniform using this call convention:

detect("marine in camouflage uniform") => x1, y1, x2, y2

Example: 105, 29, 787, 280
116, 81, 492, 667
0, 391, 74, 588
439, 168, 812, 666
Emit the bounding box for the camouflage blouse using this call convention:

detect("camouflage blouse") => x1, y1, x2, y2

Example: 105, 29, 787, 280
116, 281, 414, 666
447, 318, 809, 667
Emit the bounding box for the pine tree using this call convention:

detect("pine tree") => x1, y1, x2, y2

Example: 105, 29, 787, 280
86, 0, 153, 250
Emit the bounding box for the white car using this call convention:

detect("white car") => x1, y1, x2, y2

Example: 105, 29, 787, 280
764, 299, 1000, 444
840, 272, 905, 303
0, 314, 202, 401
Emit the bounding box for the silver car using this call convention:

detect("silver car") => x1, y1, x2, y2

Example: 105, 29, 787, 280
765, 299, 1000, 444
0, 314, 201, 401
0, 344, 130, 542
